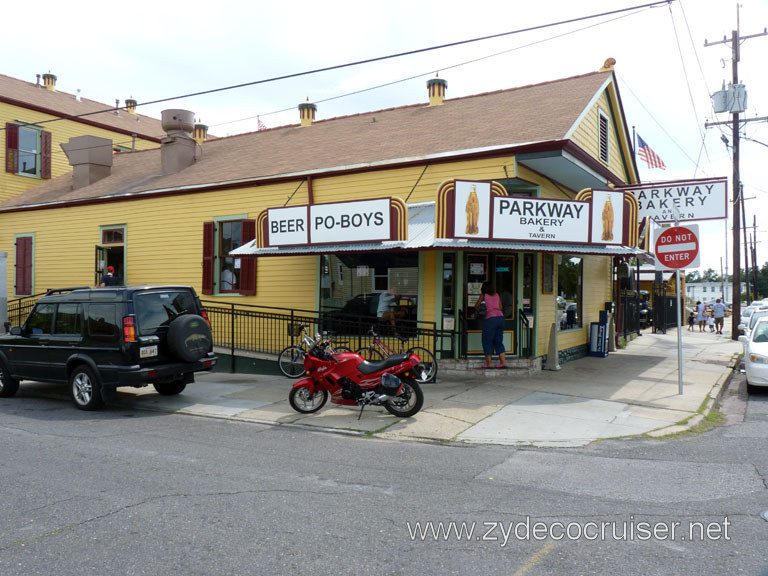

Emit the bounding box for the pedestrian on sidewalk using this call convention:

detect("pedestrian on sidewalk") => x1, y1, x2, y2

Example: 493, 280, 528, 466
696, 301, 705, 332
688, 311, 695, 331
707, 311, 715, 333
479, 281, 507, 369
712, 298, 726, 334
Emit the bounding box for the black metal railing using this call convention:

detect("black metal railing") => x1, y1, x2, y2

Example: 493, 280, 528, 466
200, 300, 456, 368
518, 310, 533, 357
5, 292, 45, 329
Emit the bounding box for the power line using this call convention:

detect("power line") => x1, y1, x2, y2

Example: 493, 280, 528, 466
214, 5, 649, 129
3, 0, 674, 132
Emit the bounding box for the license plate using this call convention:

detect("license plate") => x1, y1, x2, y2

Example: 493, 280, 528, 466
140, 345, 158, 359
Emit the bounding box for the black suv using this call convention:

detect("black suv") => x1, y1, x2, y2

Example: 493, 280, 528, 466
0, 285, 217, 410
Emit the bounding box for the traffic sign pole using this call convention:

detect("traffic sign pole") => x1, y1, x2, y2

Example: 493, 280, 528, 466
654, 222, 701, 395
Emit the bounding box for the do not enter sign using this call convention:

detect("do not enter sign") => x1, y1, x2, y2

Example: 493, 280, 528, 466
654, 224, 700, 270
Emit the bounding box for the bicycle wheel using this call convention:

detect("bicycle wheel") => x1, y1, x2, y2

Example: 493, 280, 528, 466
355, 347, 384, 361
407, 347, 438, 383
278, 346, 307, 378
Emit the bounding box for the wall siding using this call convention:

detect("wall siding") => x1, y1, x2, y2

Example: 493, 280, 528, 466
2, 153, 612, 358
569, 92, 628, 182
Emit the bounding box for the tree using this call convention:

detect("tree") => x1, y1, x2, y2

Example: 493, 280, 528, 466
701, 268, 720, 282
685, 270, 701, 283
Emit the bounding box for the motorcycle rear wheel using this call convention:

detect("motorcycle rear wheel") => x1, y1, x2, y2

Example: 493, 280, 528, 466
384, 379, 424, 418
289, 386, 329, 414
406, 347, 438, 383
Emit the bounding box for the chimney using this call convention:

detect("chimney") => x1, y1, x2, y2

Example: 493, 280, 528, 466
61, 135, 113, 189
125, 97, 137, 114
427, 76, 447, 106
194, 121, 208, 144
160, 109, 196, 174
42, 72, 57, 91
299, 98, 316, 127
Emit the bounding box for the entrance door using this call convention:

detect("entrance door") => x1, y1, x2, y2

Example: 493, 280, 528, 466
94, 245, 125, 286
465, 253, 516, 355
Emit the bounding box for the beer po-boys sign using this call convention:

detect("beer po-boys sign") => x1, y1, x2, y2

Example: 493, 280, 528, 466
255, 197, 408, 248
437, 180, 639, 246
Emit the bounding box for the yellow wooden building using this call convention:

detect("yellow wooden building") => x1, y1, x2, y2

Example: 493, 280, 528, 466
0, 60, 648, 370
1, 71, 164, 203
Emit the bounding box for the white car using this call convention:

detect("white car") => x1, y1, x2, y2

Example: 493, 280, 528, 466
739, 306, 768, 339
740, 317, 768, 391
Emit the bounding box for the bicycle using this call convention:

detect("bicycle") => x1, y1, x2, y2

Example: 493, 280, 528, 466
355, 325, 437, 383
277, 324, 352, 378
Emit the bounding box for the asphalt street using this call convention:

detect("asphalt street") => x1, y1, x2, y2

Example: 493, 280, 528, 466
0, 370, 766, 576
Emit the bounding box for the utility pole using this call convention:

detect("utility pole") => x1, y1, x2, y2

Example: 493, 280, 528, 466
704, 7, 768, 340
741, 184, 750, 302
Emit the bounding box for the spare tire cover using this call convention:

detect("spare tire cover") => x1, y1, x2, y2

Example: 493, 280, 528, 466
167, 315, 212, 362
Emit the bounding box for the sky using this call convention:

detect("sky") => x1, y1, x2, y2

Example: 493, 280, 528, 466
3, 0, 767, 277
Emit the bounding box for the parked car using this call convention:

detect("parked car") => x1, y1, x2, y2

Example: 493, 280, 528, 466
739, 306, 768, 340
320, 293, 381, 334
560, 303, 578, 329
0, 285, 217, 410
740, 317, 768, 392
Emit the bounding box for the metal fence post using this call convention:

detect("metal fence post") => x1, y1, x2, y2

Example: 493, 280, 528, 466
230, 303, 236, 373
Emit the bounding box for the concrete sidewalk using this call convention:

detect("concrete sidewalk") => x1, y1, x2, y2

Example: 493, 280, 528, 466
81, 320, 741, 448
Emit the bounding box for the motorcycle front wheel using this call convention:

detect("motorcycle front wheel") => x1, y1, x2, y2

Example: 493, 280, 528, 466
384, 379, 424, 418
289, 386, 329, 414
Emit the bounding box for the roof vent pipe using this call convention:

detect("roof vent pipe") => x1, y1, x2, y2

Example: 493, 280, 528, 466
42, 72, 57, 91
160, 109, 197, 174
299, 98, 316, 127
427, 76, 447, 106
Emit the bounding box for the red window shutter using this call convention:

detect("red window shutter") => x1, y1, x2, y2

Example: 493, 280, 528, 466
40, 130, 52, 179
202, 221, 214, 295
5, 123, 18, 173
238, 219, 257, 296
15, 236, 33, 296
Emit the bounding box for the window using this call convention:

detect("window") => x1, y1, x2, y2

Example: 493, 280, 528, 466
101, 228, 125, 244
558, 255, 583, 330
14, 234, 34, 296
598, 111, 609, 164
202, 219, 256, 295
5, 123, 52, 178
26, 303, 54, 335
54, 303, 82, 335
87, 304, 118, 341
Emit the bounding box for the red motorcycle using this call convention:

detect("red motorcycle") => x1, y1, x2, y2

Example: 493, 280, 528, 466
288, 337, 426, 418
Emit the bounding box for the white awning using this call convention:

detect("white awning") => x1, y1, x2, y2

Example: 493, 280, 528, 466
231, 202, 649, 258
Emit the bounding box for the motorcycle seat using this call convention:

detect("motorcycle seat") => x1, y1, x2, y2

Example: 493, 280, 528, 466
357, 353, 410, 375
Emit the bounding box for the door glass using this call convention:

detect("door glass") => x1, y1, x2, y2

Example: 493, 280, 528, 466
26, 304, 55, 335
495, 255, 515, 322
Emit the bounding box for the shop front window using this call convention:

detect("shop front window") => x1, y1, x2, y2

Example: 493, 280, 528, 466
320, 253, 419, 335
558, 255, 583, 330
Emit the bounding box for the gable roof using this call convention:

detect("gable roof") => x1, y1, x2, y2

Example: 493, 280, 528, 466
0, 73, 164, 140
0, 69, 635, 211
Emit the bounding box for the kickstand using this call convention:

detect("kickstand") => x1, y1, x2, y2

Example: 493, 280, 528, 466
357, 404, 366, 420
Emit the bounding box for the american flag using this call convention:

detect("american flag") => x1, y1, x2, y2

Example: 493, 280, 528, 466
257, 117, 267, 131
637, 134, 666, 170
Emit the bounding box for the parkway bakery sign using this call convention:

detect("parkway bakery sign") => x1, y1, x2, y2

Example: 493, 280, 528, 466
435, 180, 640, 246
620, 177, 728, 223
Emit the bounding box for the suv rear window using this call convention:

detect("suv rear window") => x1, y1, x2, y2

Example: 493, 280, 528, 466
135, 291, 196, 335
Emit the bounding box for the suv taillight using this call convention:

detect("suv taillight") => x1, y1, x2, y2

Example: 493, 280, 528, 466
123, 315, 136, 342
200, 309, 211, 327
